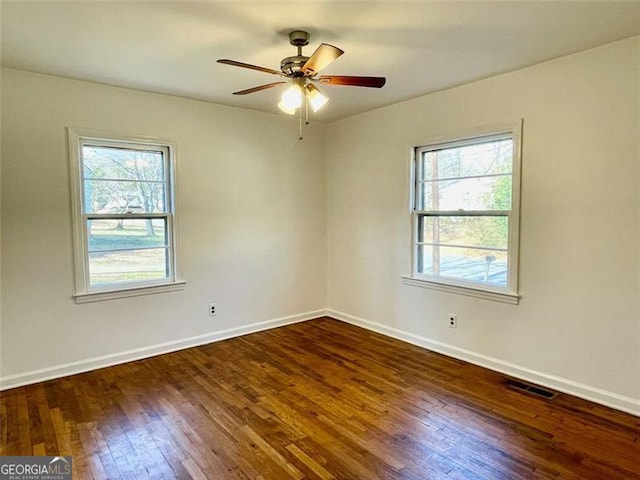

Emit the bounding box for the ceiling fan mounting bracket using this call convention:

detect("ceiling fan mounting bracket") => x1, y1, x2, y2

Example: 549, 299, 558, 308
288, 30, 310, 48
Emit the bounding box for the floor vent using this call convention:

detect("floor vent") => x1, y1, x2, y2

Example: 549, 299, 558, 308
505, 379, 557, 400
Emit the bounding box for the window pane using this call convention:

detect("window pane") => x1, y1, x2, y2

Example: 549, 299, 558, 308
418, 245, 508, 286
88, 218, 167, 252
88, 248, 169, 286
420, 139, 512, 181
83, 146, 165, 181
420, 174, 511, 211
84, 180, 166, 213
420, 216, 508, 250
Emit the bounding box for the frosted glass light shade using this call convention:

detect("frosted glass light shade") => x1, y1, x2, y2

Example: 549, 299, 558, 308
306, 84, 328, 112
278, 84, 303, 113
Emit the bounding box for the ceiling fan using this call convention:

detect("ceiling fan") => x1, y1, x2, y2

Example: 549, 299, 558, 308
217, 30, 386, 138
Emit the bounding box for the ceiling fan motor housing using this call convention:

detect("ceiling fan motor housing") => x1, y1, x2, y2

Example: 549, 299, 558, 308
281, 55, 309, 76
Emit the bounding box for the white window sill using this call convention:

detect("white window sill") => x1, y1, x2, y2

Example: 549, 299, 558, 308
401, 276, 519, 305
73, 281, 186, 304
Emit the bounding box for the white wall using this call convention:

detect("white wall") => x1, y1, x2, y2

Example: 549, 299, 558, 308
0, 69, 327, 384
326, 37, 640, 413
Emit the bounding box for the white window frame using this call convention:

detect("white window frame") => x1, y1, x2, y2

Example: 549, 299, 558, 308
402, 120, 522, 304
68, 127, 185, 303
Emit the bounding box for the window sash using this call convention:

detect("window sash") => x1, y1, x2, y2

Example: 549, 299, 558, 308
413, 212, 516, 290
80, 141, 171, 212
82, 216, 176, 291
414, 211, 511, 285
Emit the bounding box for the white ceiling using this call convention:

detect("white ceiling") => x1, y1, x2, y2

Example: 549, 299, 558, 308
2, 1, 639, 122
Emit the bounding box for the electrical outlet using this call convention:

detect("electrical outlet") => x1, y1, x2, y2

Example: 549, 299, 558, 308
209, 303, 217, 317
448, 314, 457, 328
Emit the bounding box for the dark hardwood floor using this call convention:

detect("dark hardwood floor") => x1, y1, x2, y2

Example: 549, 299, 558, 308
1, 317, 639, 479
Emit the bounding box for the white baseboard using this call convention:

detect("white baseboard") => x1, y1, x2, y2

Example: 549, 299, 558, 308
0, 309, 327, 391
327, 309, 640, 417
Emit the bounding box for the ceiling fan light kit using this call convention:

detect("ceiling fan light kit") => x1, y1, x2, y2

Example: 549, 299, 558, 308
217, 30, 386, 139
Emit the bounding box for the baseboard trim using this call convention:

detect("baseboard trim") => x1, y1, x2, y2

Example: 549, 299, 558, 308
327, 309, 640, 417
0, 309, 327, 391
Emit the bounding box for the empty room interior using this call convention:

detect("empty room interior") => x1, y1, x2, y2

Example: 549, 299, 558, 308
1, 1, 639, 479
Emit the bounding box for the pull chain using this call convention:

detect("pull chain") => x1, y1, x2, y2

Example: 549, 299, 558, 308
298, 99, 303, 140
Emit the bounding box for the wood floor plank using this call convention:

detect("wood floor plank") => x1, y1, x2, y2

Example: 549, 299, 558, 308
1, 317, 638, 479
285, 443, 336, 480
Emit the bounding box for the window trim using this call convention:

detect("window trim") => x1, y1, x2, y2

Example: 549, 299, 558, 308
403, 120, 523, 304
68, 127, 185, 303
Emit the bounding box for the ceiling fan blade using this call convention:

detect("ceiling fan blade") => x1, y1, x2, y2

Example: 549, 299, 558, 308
318, 75, 386, 88
232, 82, 287, 95
301, 43, 344, 76
217, 59, 285, 77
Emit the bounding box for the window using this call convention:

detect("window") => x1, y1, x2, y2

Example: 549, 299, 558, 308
404, 121, 522, 303
68, 128, 184, 302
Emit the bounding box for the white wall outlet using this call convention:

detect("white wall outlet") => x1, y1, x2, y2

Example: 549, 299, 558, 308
448, 314, 457, 328
209, 303, 217, 317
